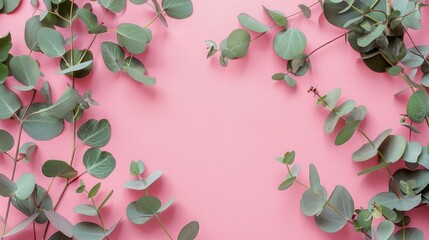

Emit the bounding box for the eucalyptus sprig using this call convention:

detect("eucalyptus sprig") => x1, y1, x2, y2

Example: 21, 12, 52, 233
0, 0, 195, 239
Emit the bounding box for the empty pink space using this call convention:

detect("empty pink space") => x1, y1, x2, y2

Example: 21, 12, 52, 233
1, 0, 429, 239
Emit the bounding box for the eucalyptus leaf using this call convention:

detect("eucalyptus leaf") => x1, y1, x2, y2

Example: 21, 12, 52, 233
357, 24, 386, 47
238, 13, 270, 33
45, 210, 74, 238
12, 185, 53, 223
274, 28, 307, 60
0, 32, 12, 62
19, 142, 37, 162
0, 173, 16, 197
309, 164, 320, 189
394, 228, 424, 240
178, 221, 200, 240
0, 84, 21, 119
223, 29, 251, 59
377, 220, 394, 240
262, 6, 287, 28
403, 141, 422, 163
117, 23, 148, 54
42, 160, 77, 178
22, 103, 64, 141
378, 135, 406, 163
2, 213, 39, 238
98, 0, 126, 13
39, 81, 52, 105
162, 0, 193, 19
73, 204, 98, 216
48, 231, 72, 240
101, 42, 125, 73
300, 186, 327, 216
123, 57, 156, 85
60, 49, 94, 78
135, 195, 161, 214
32, 87, 79, 119
83, 148, 116, 179
9, 55, 40, 91
335, 120, 361, 146
0, 0, 20, 14
352, 129, 392, 162
0, 129, 14, 152
369, 192, 421, 211
73, 222, 105, 240
37, 28, 65, 57
77, 119, 111, 148
15, 173, 36, 200
157, 197, 175, 213
88, 182, 101, 198
407, 90, 429, 123
126, 201, 153, 224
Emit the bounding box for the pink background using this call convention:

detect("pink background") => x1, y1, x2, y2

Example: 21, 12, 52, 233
1, 0, 429, 239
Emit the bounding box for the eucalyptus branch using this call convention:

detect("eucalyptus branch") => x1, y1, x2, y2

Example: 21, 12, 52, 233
308, 87, 402, 198
154, 215, 174, 240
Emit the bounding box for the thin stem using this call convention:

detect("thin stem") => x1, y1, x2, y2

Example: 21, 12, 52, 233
89, 197, 110, 240
307, 30, 353, 58
154, 215, 173, 240
33, 221, 37, 240
402, 26, 429, 68
144, 13, 160, 28
309, 87, 402, 198
70, 1, 75, 87
286, 1, 320, 19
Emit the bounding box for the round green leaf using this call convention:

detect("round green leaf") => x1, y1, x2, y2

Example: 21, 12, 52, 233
262, 6, 287, 28
238, 13, 270, 33
369, 192, 421, 211
274, 28, 307, 60
83, 148, 116, 179
9, 55, 40, 91
315, 185, 354, 233
300, 186, 327, 216
15, 173, 36, 200
73, 222, 105, 240
407, 90, 429, 123
335, 120, 361, 146
78, 119, 111, 148
0, 129, 14, 152
101, 41, 125, 73
309, 164, 320, 189
126, 201, 153, 225
42, 160, 78, 178
117, 23, 148, 54
19, 142, 37, 162
74, 204, 98, 216
98, 0, 126, 13
298, 4, 311, 18
352, 129, 392, 162
135, 195, 161, 214
22, 103, 64, 141
48, 231, 72, 240
0, 173, 17, 197
162, 0, 193, 19
178, 221, 200, 240
0, 0, 20, 14
377, 220, 394, 240
0, 32, 12, 62
379, 135, 406, 163
123, 57, 156, 85
0, 84, 21, 119
37, 28, 65, 58
222, 29, 251, 59
403, 141, 422, 163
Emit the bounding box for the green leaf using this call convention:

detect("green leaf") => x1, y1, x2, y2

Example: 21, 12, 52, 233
335, 120, 361, 145
76, 8, 107, 34
0, 63, 8, 84
105, 217, 121, 236
300, 186, 327, 216
25, 16, 52, 52
178, 221, 200, 240
73, 222, 105, 240
78, 119, 111, 148
15, 173, 36, 200
123, 57, 156, 85
262, 6, 287, 28
162, 0, 193, 19
135, 195, 161, 214
101, 42, 125, 73
0, 173, 17, 197
378, 135, 406, 163
407, 90, 429, 123
278, 164, 300, 190
352, 129, 392, 162
309, 164, 320, 189
403, 141, 421, 163
19, 142, 37, 162
9, 55, 40, 91
298, 4, 311, 18
45, 211, 74, 238
2, 213, 39, 238
324, 99, 355, 134
0, 32, 12, 62
157, 197, 174, 213
401, 46, 429, 68
0, 84, 21, 119
12, 185, 53, 223
0, 0, 20, 14
145, 170, 163, 188
377, 220, 394, 240
358, 162, 389, 176
117, 23, 148, 54
88, 182, 101, 198
238, 13, 270, 33
83, 148, 116, 179
48, 231, 72, 240
97, 190, 113, 211
130, 0, 148, 4
123, 180, 146, 190
369, 192, 421, 211
345, 106, 367, 122
357, 24, 386, 47
387, 65, 403, 76
130, 161, 140, 175
315, 185, 354, 233
282, 151, 295, 165
390, 169, 429, 195
319, 88, 341, 109
32, 87, 79, 119
274, 28, 307, 60
59, 50, 94, 78
0, 129, 13, 152
39, 81, 52, 105
283, 75, 296, 87
22, 103, 64, 141
222, 29, 251, 59
37, 28, 65, 58
42, 160, 78, 178
74, 204, 98, 216
126, 201, 153, 224
418, 144, 429, 169
98, 0, 126, 13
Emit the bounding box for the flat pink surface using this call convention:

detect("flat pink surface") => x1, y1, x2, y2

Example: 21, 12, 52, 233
1, 0, 429, 239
